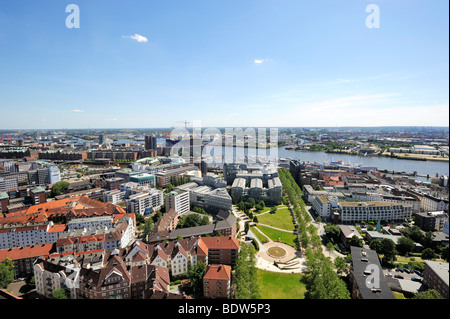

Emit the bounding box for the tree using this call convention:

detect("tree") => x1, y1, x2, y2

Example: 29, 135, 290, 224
349, 235, 364, 248
304, 249, 350, 299
143, 218, 154, 237
405, 225, 425, 243
326, 242, 335, 255
185, 261, 206, 298
334, 257, 347, 276
441, 245, 449, 262
379, 238, 397, 263
412, 289, 443, 299
324, 224, 340, 241
369, 240, 382, 254
52, 288, 69, 299
258, 200, 265, 209
0, 258, 14, 289
152, 211, 162, 223
421, 248, 436, 260
234, 243, 260, 299
165, 184, 174, 193
270, 207, 277, 214
397, 236, 415, 256
50, 181, 69, 197
177, 214, 209, 229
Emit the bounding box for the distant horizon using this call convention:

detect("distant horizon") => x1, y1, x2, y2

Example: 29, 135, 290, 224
1, 125, 449, 133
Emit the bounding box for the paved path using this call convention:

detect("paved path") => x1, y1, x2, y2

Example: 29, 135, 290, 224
232, 205, 307, 273
256, 223, 295, 233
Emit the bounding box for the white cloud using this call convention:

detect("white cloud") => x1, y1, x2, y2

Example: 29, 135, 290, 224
254, 58, 271, 64
105, 118, 118, 121
71, 109, 84, 113
123, 34, 148, 43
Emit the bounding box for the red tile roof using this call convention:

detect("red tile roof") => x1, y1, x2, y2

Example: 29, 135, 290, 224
204, 264, 231, 281
199, 236, 239, 250
0, 244, 54, 262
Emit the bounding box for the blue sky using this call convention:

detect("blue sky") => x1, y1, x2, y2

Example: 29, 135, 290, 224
0, 0, 448, 129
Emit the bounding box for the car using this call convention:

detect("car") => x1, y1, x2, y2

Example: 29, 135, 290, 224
394, 275, 404, 279
406, 269, 414, 274
414, 270, 422, 276
385, 273, 393, 277
397, 268, 404, 273
411, 276, 422, 282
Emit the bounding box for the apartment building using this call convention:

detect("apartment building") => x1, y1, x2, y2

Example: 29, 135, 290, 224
0, 243, 54, 278
165, 190, 190, 216
203, 264, 231, 299
127, 189, 164, 215
103, 189, 126, 205
0, 177, 18, 192
337, 202, 413, 224
176, 182, 232, 213
422, 260, 449, 299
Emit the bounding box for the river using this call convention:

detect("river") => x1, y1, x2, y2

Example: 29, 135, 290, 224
277, 147, 449, 180
201, 145, 449, 181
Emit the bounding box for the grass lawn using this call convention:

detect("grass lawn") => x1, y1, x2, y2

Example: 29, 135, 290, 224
396, 256, 425, 263
250, 226, 269, 244
256, 225, 297, 247
393, 291, 406, 299
257, 269, 306, 299
257, 207, 295, 231
254, 205, 286, 215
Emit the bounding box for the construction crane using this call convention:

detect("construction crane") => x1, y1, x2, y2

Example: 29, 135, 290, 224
176, 121, 190, 139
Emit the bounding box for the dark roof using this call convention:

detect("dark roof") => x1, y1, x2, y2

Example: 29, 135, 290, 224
350, 246, 396, 299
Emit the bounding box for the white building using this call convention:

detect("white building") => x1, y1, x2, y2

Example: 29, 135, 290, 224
67, 216, 113, 231
0, 177, 18, 192
421, 194, 449, 213
103, 189, 126, 205
48, 165, 61, 184
165, 190, 190, 216
338, 202, 413, 224
170, 242, 189, 276
34, 260, 79, 299
0, 222, 66, 250
126, 189, 164, 215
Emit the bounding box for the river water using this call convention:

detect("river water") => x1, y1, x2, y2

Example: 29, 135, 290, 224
201, 145, 449, 181
78, 137, 449, 179
277, 147, 449, 179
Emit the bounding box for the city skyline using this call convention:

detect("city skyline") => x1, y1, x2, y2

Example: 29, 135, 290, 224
0, 0, 449, 129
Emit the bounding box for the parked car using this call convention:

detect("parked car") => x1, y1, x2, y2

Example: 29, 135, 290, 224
394, 275, 404, 279
397, 268, 404, 273
385, 273, 393, 277
414, 270, 422, 276
411, 276, 422, 282
405, 269, 413, 274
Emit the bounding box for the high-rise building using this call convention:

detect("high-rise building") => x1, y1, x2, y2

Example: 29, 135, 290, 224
145, 135, 157, 150
48, 165, 61, 184
165, 190, 190, 216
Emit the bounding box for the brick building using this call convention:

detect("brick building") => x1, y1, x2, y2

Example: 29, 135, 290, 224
203, 264, 231, 298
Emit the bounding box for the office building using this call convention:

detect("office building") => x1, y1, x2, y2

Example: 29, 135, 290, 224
145, 135, 157, 151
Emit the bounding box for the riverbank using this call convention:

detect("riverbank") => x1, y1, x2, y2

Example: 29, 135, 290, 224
283, 148, 448, 163
277, 147, 449, 178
